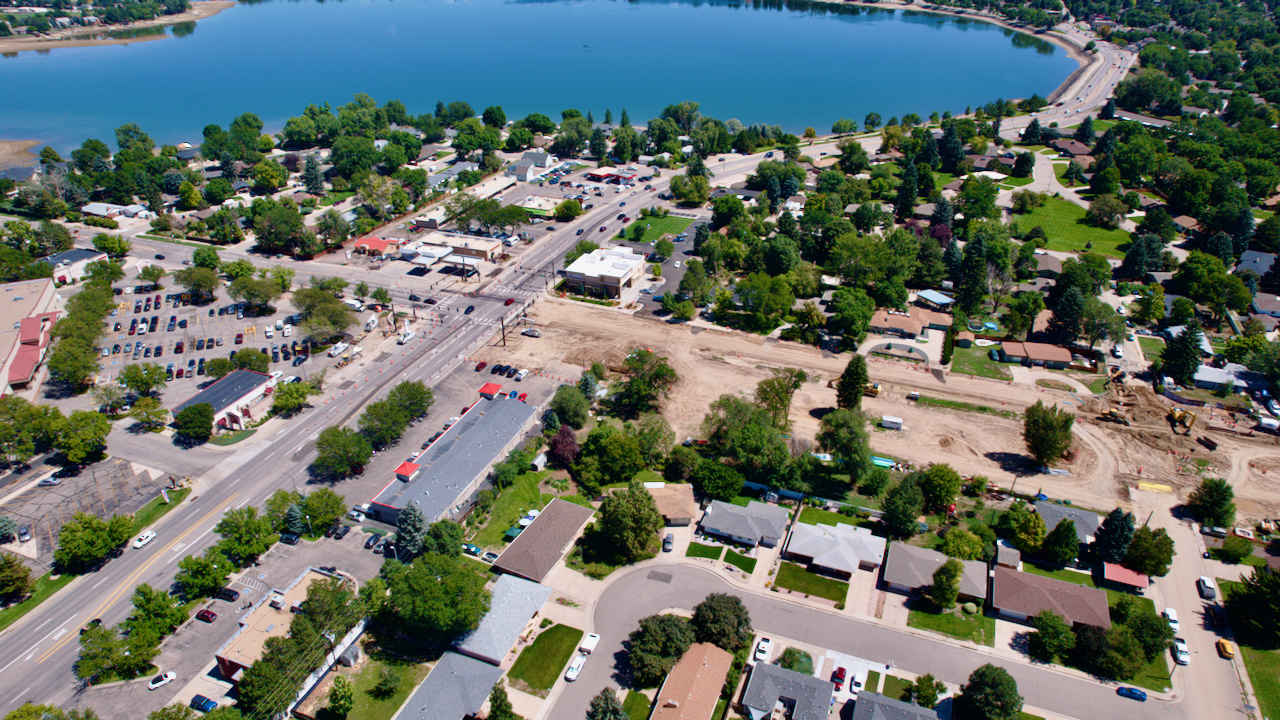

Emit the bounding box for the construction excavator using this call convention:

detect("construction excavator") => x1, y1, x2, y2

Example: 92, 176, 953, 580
1168, 408, 1198, 434
1099, 409, 1131, 426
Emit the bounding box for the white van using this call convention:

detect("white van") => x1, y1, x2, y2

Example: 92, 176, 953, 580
328, 342, 349, 357
398, 330, 416, 345
343, 298, 364, 311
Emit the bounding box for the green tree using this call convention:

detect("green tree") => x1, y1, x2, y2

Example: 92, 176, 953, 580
585, 688, 629, 720
816, 408, 870, 471
1009, 509, 1046, 554
1127, 609, 1175, 660
76, 623, 125, 682
616, 349, 678, 414
550, 385, 589, 428
777, 647, 814, 674
690, 459, 744, 502
173, 266, 220, 301
174, 403, 214, 442
271, 382, 319, 417
553, 199, 583, 221
690, 593, 752, 651
423, 520, 464, 557
835, 355, 869, 410
304, 488, 346, 530
119, 363, 168, 396
386, 553, 491, 642
599, 480, 662, 562
882, 477, 924, 539
940, 528, 985, 560
1163, 325, 1204, 387
314, 426, 372, 478
1226, 566, 1280, 649
488, 683, 518, 720
915, 464, 963, 511
0, 552, 33, 601
956, 664, 1022, 720
232, 349, 269, 374
1216, 535, 1254, 564
55, 411, 111, 464
929, 558, 963, 609
175, 546, 231, 599
91, 234, 132, 260
627, 614, 695, 687
754, 367, 807, 429
1047, 285, 1085, 345
358, 400, 409, 449
1094, 508, 1135, 564
204, 357, 234, 380
1124, 525, 1174, 576
387, 381, 434, 420
1028, 610, 1075, 662
328, 675, 354, 716
1022, 400, 1073, 466
1041, 519, 1079, 566
396, 503, 428, 557
214, 507, 275, 566
54, 512, 114, 571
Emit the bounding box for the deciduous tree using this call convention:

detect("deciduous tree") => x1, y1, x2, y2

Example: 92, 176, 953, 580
1041, 519, 1079, 566
1022, 400, 1073, 466
956, 664, 1022, 720
691, 593, 752, 651
174, 403, 214, 442
599, 481, 662, 562
314, 426, 372, 478
1028, 610, 1075, 662
929, 558, 963, 609
385, 553, 490, 642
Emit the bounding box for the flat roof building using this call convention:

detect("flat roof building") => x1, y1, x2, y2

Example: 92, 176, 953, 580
563, 247, 646, 299
0, 279, 60, 395
38, 248, 108, 284
368, 394, 537, 525
215, 569, 342, 682
492, 498, 595, 582
171, 369, 275, 431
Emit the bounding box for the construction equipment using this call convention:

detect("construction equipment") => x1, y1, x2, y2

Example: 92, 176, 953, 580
1168, 408, 1198, 434
1099, 409, 1131, 426
864, 382, 881, 397
1106, 366, 1126, 385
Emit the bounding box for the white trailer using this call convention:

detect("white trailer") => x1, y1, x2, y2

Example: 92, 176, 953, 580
881, 415, 904, 430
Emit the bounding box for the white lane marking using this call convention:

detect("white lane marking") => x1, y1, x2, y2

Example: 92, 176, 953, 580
8, 687, 29, 704
170, 542, 187, 555
91, 575, 111, 590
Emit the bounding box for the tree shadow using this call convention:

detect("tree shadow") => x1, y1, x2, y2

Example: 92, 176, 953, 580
809, 407, 835, 422
983, 451, 1038, 476
172, 434, 207, 449
1009, 629, 1032, 657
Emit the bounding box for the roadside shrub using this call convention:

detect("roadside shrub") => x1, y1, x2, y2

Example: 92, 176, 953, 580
83, 216, 118, 229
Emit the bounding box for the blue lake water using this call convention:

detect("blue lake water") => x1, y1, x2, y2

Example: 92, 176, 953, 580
0, 0, 1077, 152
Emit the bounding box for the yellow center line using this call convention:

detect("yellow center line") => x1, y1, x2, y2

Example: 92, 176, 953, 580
36, 492, 239, 663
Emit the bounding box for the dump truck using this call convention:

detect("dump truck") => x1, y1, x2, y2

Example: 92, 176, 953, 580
1168, 408, 1197, 434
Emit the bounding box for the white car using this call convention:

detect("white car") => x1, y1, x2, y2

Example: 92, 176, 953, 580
270, 371, 283, 382
148, 671, 177, 690
565, 653, 587, 681
1112, 345, 1124, 358
134, 531, 157, 549
754, 637, 772, 662
673, 261, 681, 268
1173, 638, 1190, 666
264, 326, 274, 338
1163, 607, 1179, 632
515, 369, 529, 381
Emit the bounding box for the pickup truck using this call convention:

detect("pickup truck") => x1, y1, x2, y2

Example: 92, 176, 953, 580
328, 342, 349, 358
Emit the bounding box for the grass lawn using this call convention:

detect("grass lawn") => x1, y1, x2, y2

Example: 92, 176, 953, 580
625, 215, 692, 246
508, 624, 583, 693
686, 542, 723, 560
623, 690, 652, 720
209, 428, 256, 445
1138, 336, 1165, 360
1021, 562, 1097, 587
1013, 196, 1130, 258
949, 344, 1012, 381
775, 562, 848, 602
320, 190, 355, 206
0, 572, 76, 633
344, 659, 429, 720
728, 494, 755, 507
1001, 176, 1036, 188
865, 670, 881, 693
1221, 579, 1280, 720
798, 507, 849, 526
131, 487, 191, 533
471, 470, 552, 548
882, 675, 913, 701
917, 395, 1018, 419
1036, 378, 1074, 391
1053, 163, 1083, 188
725, 550, 757, 574
907, 602, 995, 646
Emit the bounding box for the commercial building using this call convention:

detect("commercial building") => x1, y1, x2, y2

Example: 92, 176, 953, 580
563, 247, 646, 299
699, 500, 790, 548
444, 237, 501, 261
783, 522, 886, 580
215, 569, 342, 682
368, 394, 537, 525
651, 643, 734, 720
38, 248, 108, 284
990, 566, 1111, 629
492, 498, 595, 583
171, 369, 275, 431
396, 652, 503, 720
0, 279, 60, 395
455, 575, 552, 665
739, 662, 833, 720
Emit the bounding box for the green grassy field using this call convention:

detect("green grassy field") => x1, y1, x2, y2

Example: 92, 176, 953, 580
916, 395, 1018, 419
1014, 196, 1130, 258
471, 470, 552, 548
1053, 162, 1083, 188
1138, 336, 1165, 360
775, 562, 848, 602
949, 345, 1012, 381
686, 542, 723, 560
907, 604, 995, 646
882, 675, 913, 701
1220, 579, 1280, 719
625, 216, 693, 246
725, 550, 757, 574
131, 487, 191, 532
343, 659, 430, 720
0, 573, 76, 633
1001, 176, 1036, 188
508, 624, 583, 692
797, 507, 849, 526
624, 690, 652, 720
865, 670, 881, 693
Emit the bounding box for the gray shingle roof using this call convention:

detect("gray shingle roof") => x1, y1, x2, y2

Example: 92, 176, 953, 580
1034, 501, 1100, 544
741, 662, 832, 720
398, 652, 502, 720
1237, 251, 1276, 278
852, 692, 939, 720
172, 369, 271, 415
785, 522, 886, 574
455, 575, 551, 665
701, 500, 790, 546
880, 542, 988, 600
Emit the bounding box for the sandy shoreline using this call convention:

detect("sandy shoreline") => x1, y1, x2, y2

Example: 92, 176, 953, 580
0, 0, 235, 55
0, 140, 39, 170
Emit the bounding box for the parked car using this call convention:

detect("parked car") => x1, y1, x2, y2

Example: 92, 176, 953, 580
1172, 638, 1190, 665
214, 588, 240, 602
1198, 576, 1217, 600
196, 608, 217, 623
1163, 607, 1179, 632
754, 637, 772, 662
149, 672, 177, 690
37, 477, 60, 487
1217, 639, 1236, 658
462, 543, 482, 556
364, 534, 382, 550
279, 533, 300, 545
334, 525, 351, 540
482, 551, 499, 563
18, 526, 31, 542
476, 361, 487, 371
565, 653, 587, 681
662, 533, 673, 552
505, 366, 519, 378
832, 666, 847, 691
190, 695, 218, 713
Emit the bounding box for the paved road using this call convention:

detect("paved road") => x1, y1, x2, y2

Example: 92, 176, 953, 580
552, 563, 1187, 720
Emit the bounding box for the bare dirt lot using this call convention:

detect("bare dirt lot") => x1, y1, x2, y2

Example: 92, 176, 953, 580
504, 298, 1280, 520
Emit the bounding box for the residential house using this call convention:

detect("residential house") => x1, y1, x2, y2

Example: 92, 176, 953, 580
1252, 293, 1280, 319
915, 289, 954, 311
1050, 139, 1093, 157
648, 484, 699, 526
869, 309, 922, 338
491, 498, 596, 582
521, 150, 554, 168
1172, 215, 1201, 235
852, 692, 939, 720
1235, 250, 1275, 279
998, 342, 1072, 369
1035, 253, 1063, 278
739, 662, 833, 720
1163, 325, 1216, 356
990, 566, 1111, 629
396, 652, 503, 720
880, 542, 987, 602
651, 643, 734, 720
1193, 363, 1251, 392
699, 500, 790, 548
784, 522, 886, 580
455, 575, 552, 666
1034, 501, 1101, 546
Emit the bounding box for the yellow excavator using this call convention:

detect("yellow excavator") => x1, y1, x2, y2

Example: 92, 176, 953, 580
1099, 409, 1131, 426
864, 382, 881, 397
1169, 408, 1197, 434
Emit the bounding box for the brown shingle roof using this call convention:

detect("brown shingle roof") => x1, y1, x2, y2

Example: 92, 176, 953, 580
649, 484, 699, 523
991, 566, 1111, 628
1001, 341, 1072, 364
651, 643, 734, 720
870, 310, 922, 335
492, 498, 595, 582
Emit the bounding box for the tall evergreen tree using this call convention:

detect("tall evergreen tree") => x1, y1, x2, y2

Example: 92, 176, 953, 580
1047, 285, 1085, 345
938, 123, 965, 173
922, 134, 941, 169
1163, 324, 1204, 386
1094, 508, 1136, 563
1099, 98, 1116, 120
1073, 115, 1096, 146
836, 355, 869, 410
931, 197, 955, 229
944, 241, 964, 286
396, 503, 428, 557
895, 162, 918, 221
1021, 119, 1042, 144
586, 688, 628, 720
303, 154, 324, 194
957, 234, 989, 313
1041, 519, 1079, 566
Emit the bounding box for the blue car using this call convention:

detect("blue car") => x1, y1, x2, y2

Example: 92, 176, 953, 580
1116, 687, 1147, 702
190, 695, 218, 712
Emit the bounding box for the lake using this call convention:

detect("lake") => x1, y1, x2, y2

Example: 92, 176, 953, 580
0, 0, 1077, 152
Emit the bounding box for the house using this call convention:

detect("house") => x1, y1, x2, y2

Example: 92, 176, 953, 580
999, 341, 1072, 369
1193, 363, 1250, 392
1035, 253, 1063, 278
368, 395, 537, 526
913, 202, 937, 220
1163, 325, 1216, 356
563, 247, 646, 298
783, 195, 806, 213
171, 369, 276, 431
1172, 215, 1201, 234
996, 543, 1021, 569
869, 309, 921, 338
955, 330, 975, 348
651, 643, 735, 720
37, 248, 108, 284
80, 202, 125, 218
396, 652, 503, 720
880, 543, 987, 602
1235, 250, 1275, 278
990, 566, 1111, 629
1034, 501, 1100, 545
739, 662, 833, 720
1100, 562, 1149, 593
492, 498, 596, 582
176, 147, 200, 162
0, 279, 60, 395
1051, 138, 1093, 157
1252, 293, 1280, 319
521, 150, 554, 168
648, 483, 699, 526
699, 500, 790, 548
512, 162, 541, 182
852, 691, 939, 720
784, 522, 886, 580
455, 575, 552, 665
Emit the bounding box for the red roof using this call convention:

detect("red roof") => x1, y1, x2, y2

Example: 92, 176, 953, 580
1102, 562, 1149, 589
7, 344, 42, 385
394, 461, 420, 477
479, 382, 504, 396
354, 237, 400, 254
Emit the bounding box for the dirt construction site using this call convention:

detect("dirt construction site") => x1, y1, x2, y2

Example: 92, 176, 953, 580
477, 298, 1280, 521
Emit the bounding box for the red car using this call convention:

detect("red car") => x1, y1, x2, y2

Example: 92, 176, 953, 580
518, 393, 528, 402
235, 334, 244, 345
504, 298, 515, 306
832, 667, 846, 691
196, 609, 217, 623
475, 361, 487, 371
